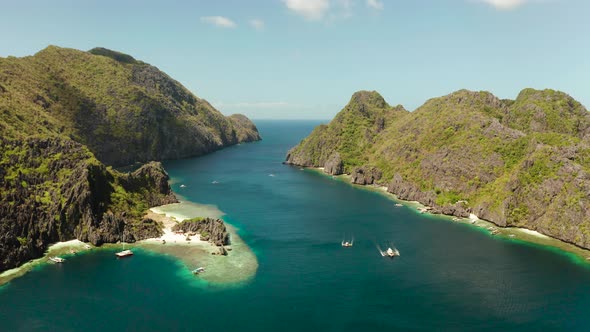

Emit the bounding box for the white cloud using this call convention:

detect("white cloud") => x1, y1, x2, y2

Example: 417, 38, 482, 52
282, 0, 356, 22
478, 0, 527, 10
366, 0, 384, 10
200, 16, 237, 28
249, 19, 265, 30
283, 0, 331, 20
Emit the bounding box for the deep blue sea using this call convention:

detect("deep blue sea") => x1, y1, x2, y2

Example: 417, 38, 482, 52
2, 120, 590, 331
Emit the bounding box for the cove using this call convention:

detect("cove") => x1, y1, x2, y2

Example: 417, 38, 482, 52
1, 120, 590, 331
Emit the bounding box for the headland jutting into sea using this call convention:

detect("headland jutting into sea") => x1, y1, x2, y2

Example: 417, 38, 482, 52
285, 89, 590, 261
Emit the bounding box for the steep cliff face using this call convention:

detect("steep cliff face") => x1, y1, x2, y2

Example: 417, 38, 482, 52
172, 218, 230, 247
0, 138, 177, 271
0, 46, 260, 272
0, 46, 261, 166
286, 91, 407, 172
286, 89, 590, 249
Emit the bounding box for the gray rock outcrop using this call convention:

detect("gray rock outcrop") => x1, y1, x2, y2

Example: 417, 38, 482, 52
351, 166, 382, 185
324, 153, 344, 175
172, 218, 230, 246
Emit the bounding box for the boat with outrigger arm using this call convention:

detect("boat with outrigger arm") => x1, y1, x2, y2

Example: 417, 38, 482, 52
382, 247, 400, 258
377, 242, 400, 258
192, 267, 206, 274
115, 223, 133, 258
116, 249, 134, 258
49, 256, 65, 263
341, 234, 354, 247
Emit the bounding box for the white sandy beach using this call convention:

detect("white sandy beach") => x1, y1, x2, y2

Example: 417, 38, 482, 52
140, 201, 259, 284
141, 200, 230, 251
516, 228, 550, 238
319, 168, 586, 259
141, 210, 219, 253
47, 239, 87, 250
1, 239, 91, 284
2, 200, 258, 286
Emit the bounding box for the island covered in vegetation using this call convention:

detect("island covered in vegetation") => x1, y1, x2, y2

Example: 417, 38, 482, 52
0, 46, 260, 272
286, 89, 590, 250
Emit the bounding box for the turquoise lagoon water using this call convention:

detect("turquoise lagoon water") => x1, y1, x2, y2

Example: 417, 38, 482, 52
2, 120, 590, 331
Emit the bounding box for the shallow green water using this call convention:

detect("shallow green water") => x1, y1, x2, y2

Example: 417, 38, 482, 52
2, 120, 590, 331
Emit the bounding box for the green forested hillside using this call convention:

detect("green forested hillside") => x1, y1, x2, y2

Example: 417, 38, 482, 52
286, 89, 590, 248
0, 46, 260, 271
0, 45, 260, 166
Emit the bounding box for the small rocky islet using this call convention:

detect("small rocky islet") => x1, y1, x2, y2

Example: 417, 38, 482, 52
0, 46, 261, 273
285, 89, 590, 251
172, 217, 231, 255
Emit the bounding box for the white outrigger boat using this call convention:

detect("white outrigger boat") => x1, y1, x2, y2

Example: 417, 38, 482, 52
340, 233, 354, 247
116, 249, 134, 258
192, 267, 206, 274
116, 227, 133, 258
341, 235, 354, 247
381, 247, 400, 258
49, 256, 65, 263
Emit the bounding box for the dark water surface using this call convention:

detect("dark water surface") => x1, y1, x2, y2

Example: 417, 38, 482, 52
1, 120, 590, 331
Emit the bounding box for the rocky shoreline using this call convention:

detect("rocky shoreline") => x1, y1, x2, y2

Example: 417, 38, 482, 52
0, 142, 177, 272
138, 202, 258, 285
0, 202, 259, 286
0, 45, 261, 274
284, 89, 590, 252
297, 166, 590, 262
143, 211, 231, 256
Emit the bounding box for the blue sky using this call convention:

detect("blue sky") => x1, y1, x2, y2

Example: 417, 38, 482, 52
0, 0, 588, 119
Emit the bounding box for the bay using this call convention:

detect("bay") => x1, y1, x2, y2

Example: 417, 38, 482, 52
1, 120, 590, 331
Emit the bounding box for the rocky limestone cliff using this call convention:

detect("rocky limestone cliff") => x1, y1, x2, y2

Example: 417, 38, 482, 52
0, 46, 260, 272
0, 46, 261, 167
351, 166, 382, 185
286, 89, 590, 249
229, 114, 263, 143
0, 137, 177, 271
324, 153, 344, 175
172, 217, 230, 247
285, 90, 407, 174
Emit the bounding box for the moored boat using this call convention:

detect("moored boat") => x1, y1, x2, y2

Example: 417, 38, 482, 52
116, 249, 134, 258
49, 256, 65, 263
192, 267, 206, 274
116, 224, 133, 258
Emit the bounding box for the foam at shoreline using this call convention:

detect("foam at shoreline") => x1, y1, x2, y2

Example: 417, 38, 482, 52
0, 239, 93, 285
517, 229, 549, 238
151, 200, 224, 221
303, 166, 590, 264
1, 201, 259, 287
139, 201, 259, 285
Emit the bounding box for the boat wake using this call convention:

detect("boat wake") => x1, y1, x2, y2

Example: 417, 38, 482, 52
341, 234, 354, 247
376, 242, 400, 258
